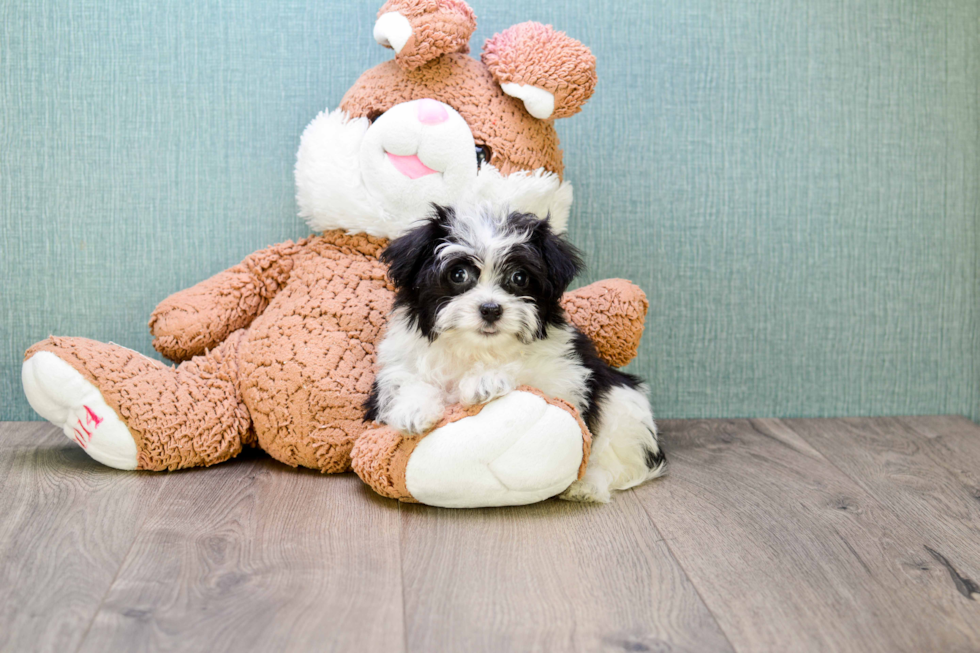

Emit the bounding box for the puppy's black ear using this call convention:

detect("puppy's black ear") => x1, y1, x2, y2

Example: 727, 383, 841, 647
381, 205, 453, 289
530, 216, 584, 295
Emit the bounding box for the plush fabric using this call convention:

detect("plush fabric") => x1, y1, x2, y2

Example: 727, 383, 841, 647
26, 333, 252, 471
19, 0, 653, 506
148, 240, 308, 362
399, 388, 592, 508
342, 55, 565, 177
351, 386, 592, 503
561, 279, 649, 369
483, 22, 597, 120
21, 351, 140, 469
25, 227, 644, 474
295, 107, 576, 238
377, 0, 476, 69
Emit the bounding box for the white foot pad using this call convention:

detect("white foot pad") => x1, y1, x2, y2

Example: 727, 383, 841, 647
404, 391, 584, 508
22, 351, 139, 470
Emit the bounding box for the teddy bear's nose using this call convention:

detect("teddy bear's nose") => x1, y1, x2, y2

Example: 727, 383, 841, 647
417, 99, 449, 125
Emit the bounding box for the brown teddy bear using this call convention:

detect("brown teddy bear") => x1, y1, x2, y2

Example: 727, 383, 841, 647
21, 0, 649, 508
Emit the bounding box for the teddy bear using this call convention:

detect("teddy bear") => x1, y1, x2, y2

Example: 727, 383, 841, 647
21, 0, 649, 508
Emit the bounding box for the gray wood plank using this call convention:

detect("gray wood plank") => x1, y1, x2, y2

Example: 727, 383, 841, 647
6, 416, 980, 653
77, 457, 404, 653
634, 419, 980, 653
780, 416, 980, 617
400, 492, 733, 653
0, 422, 168, 653
900, 415, 980, 504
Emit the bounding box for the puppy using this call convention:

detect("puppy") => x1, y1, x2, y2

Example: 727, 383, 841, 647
365, 205, 665, 502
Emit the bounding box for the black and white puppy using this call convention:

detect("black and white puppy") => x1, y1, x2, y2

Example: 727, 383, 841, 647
365, 205, 665, 502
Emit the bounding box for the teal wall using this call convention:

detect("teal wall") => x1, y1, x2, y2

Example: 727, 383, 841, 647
2, 0, 978, 422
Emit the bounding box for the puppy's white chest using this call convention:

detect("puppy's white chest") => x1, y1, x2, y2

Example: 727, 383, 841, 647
432, 331, 590, 412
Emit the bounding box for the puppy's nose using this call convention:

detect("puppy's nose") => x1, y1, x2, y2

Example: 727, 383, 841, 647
480, 303, 503, 323
417, 98, 449, 125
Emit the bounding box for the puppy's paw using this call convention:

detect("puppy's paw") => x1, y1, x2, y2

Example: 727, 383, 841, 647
384, 399, 445, 435
559, 477, 612, 504
459, 371, 516, 406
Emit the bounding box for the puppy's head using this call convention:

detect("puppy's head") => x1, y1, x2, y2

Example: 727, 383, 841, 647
381, 205, 583, 343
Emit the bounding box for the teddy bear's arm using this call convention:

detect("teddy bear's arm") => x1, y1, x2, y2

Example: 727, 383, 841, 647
149, 239, 308, 362
561, 280, 648, 368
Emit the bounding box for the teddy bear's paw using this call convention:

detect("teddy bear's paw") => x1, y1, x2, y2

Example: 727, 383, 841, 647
403, 390, 585, 508
22, 351, 138, 470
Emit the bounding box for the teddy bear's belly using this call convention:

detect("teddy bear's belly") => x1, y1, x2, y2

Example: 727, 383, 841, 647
236, 259, 393, 472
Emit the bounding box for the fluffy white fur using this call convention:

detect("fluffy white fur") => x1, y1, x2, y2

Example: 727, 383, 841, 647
474, 168, 572, 234
295, 110, 385, 234
359, 100, 479, 225
378, 308, 664, 503
376, 310, 592, 423
294, 106, 573, 239
560, 385, 666, 503
377, 311, 663, 503
373, 208, 664, 502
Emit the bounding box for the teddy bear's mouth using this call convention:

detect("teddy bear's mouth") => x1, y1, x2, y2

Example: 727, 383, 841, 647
386, 152, 438, 179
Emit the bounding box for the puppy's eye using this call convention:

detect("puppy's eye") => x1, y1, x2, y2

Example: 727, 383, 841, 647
475, 144, 492, 169
449, 266, 469, 285
510, 270, 528, 288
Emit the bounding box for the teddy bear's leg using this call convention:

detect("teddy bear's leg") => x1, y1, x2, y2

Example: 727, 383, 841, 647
22, 332, 252, 471
351, 387, 591, 508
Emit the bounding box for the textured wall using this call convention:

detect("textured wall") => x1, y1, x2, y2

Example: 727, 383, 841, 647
2, 0, 978, 421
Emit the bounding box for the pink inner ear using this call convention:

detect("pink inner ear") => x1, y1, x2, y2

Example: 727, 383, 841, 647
387, 153, 438, 179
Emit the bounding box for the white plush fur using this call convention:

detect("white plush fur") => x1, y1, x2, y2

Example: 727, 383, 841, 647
22, 352, 138, 470
404, 390, 585, 508
359, 100, 479, 227
500, 83, 556, 120
295, 109, 385, 234
470, 168, 573, 234
294, 105, 573, 239
373, 12, 413, 54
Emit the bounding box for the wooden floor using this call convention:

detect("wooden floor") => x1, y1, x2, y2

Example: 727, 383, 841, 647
2, 417, 980, 652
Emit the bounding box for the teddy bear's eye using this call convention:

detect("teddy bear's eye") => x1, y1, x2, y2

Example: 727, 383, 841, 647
475, 144, 492, 169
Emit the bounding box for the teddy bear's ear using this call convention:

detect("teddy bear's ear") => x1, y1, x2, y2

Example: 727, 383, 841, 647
482, 22, 597, 121
374, 0, 477, 70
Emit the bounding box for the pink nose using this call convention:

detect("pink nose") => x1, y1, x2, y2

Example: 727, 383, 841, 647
417, 99, 449, 125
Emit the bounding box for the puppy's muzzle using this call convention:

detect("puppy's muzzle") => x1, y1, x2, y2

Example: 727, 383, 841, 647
479, 302, 503, 324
